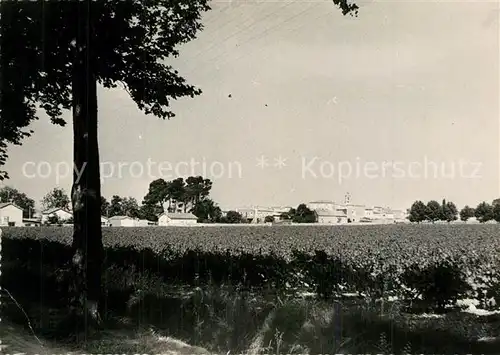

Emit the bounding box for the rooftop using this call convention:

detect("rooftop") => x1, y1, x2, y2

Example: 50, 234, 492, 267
108, 215, 134, 220
0, 202, 23, 210
42, 207, 72, 215
167, 212, 198, 220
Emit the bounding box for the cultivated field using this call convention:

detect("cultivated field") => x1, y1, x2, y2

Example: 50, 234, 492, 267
4, 223, 500, 266
4, 224, 500, 304
4, 224, 500, 353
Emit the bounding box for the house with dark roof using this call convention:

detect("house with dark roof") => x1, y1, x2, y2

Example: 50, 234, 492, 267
0, 202, 24, 226
158, 212, 198, 226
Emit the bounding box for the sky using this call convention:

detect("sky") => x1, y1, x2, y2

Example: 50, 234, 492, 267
2, 0, 499, 211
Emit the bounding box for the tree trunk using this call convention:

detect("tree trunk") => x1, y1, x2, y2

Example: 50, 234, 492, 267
69, 0, 104, 338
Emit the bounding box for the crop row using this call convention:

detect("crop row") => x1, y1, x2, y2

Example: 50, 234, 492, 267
3, 224, 500, 312
4, 224, 500, 263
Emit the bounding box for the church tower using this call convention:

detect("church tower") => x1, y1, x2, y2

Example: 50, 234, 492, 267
344, 192, 351, 205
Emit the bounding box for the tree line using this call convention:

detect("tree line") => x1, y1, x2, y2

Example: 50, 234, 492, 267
408, 199, 500, 223
0, 184, 319, 225
0, 176, 221, 224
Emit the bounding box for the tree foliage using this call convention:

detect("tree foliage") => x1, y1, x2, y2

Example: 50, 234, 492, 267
475, 202, 493, 223
408, 201, 427, 223
264, 215, 275, 223
409, 199, 458, 223
191, 198, 222, 223
425, 200, 441, 223
459, 205, 475, 222
222, 210, 244, 224
0, 0, 359, 179
493, 200, 500, 223
440, 199, 458, 223
107, 195, 140, 218
285, 204, 316, 223
142, 176, 213, 217
0, 0, 212, 176
41, 187, 71, 211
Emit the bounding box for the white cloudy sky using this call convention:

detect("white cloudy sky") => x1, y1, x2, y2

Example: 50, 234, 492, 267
2, 0, 499, 211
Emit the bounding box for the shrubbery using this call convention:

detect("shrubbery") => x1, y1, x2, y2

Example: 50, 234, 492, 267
3, 224, 500, 314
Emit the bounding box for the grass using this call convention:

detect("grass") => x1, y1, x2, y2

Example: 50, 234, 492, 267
4, 282, 500, 354
4, 261, 500, 354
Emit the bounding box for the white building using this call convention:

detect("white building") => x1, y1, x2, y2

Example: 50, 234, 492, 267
344, 204, 366, 222
315, 209, 348, 224
158, 212, 198, 226
307, 200, 336, 212
101, 216, 111, 226
0, 203, 24, 226
391, 209, 408, 222
234, 206, 292, 223
108, 215, 136, 227
41, 207, 73, 224
237, 207, 272, 223
135, 219, 156, 227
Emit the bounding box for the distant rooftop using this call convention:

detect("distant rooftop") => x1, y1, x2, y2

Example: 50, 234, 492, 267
166, 212, 197, 220
42, 207, 72, 215
108, 215, 133, 220
0, 202, 23, 210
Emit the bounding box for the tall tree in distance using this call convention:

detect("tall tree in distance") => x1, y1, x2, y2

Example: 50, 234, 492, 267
475, 202, 493, 223
107, 195, 140, 218
121, 197, 140, 218
184, 176, 212, 212
222, 210, 244, 224
493, 199, 500, 223
41, 187, 71, 211
459, 205, 475, 222
139, 203, 162, 222
440, 199, 458, 223
0, 186, 35, 218
169, 177, 187, 212
108, 195, 124, 217
408, 200, 427, 223
191, 198, 221, 223
286, 204, 316, 223
142, 176, 215, 219
445, 201, 458, 222
425, 200, 441, 223
142, 178, 170, 215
